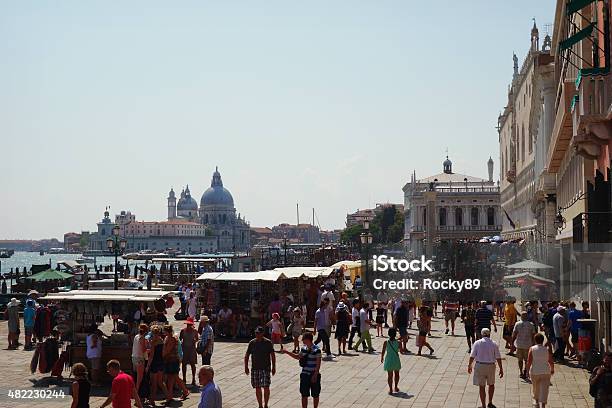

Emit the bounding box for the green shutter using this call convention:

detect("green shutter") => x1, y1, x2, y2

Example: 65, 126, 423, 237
567, 0, 596, 15
559, 23, 595, 51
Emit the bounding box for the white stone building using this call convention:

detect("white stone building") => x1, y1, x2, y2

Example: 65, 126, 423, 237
403, 157, 501, 257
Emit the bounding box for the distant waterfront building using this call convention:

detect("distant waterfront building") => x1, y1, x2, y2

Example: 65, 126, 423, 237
403, 156, 501, 257
346, 203, 404, 227
63, 232, 81, 251
270, 223, 321, 244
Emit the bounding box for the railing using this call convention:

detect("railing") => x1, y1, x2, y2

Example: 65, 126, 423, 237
438, 225, 501, 232
434, 186, 500, 194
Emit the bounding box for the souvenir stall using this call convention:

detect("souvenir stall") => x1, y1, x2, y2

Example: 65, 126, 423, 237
502, 272, 555, 304
39, 290, 172, 381
196, 267, 339, 327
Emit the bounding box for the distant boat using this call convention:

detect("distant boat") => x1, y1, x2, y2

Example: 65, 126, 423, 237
48, 248, 65, 254
0, 249, 14, 258
76, 257, 95, 264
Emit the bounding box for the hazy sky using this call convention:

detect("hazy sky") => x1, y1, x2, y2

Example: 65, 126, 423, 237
1, 1, 555, 239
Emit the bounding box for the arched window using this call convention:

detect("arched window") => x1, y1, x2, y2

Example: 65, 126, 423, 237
439, 208, 447, 226
455, 208, 463, 226
222, 214, 227, 224
487, 207, 495, 226
471, 207, 479, 226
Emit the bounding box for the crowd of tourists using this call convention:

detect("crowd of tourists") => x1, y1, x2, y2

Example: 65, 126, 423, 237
5, 279, 612, 408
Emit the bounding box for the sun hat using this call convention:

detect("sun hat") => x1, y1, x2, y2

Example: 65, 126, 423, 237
28, 290, 39, 296
8, 298, 20, 307
200, 315, 210, 322
185, 317, 195, 325
272, 312, 280, 319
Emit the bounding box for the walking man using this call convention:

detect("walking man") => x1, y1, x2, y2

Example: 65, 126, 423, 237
512, 311, 535, 379
552, 306, 567, 362
281, 332, 322, 408
347, 299, 361, 350
245, 326, 276, 408
198, 365, 222, 408
198, 315, 214, 365
443, 299, 459, 335
393, 300, 410, 353
461, 302, 477, 353
100, 360, 143, 408
475, 301, 497, 340
468, 328, 503, 408
314, 301, 332, 357
353, 302, 374, 353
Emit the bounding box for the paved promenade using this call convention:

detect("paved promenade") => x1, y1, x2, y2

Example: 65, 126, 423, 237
0, 311, 594, 407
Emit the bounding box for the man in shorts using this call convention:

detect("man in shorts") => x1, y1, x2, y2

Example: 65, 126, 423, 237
443, 300, 459, 335
468, 328, 503, 408
512, 311, 535, 379
280, 332, 322, 408
245, 326, 276, 408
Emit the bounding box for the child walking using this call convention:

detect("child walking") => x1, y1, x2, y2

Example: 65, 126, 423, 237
266, 312, 285, 351
381, 328, 401, 394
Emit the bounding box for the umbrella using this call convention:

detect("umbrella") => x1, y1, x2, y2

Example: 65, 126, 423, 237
27, 269, 73, 282
505, 260, 554, 270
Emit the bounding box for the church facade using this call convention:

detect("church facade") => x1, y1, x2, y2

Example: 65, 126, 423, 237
167, 167, 251, 252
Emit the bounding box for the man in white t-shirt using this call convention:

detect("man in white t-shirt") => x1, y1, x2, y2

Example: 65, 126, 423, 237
86, 327, 104, 385
353, 303, 374, 353
347, 299, 362, 350
468, 328, 503, 408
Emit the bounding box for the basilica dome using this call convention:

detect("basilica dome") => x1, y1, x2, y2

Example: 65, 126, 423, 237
177, 186, 198, 211
200, 167, 234, 207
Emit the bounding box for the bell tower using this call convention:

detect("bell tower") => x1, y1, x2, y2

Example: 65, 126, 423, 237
167, 188, 176, 219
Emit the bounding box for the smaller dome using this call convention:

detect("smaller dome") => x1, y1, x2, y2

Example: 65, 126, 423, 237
177, 185, 198, 211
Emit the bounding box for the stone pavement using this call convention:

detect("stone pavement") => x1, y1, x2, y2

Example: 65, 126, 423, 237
0, 310, 594, 408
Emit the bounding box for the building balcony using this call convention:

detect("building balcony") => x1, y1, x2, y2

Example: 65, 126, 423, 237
571, 70, 612, 159
548, 80, 576, 172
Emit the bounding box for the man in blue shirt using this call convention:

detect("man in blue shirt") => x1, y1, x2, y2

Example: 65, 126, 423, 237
567, 302, 583, 357
198, 365, 222, 408
23, 299, 37, 350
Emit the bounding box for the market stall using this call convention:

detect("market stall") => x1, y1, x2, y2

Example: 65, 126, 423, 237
196, 267, 338, 327
39, 289, 172, 381
502, 272, 556, 303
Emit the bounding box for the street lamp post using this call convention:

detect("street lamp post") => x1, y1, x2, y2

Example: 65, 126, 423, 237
106, 225, 127, 290
360, 221, 373, 296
